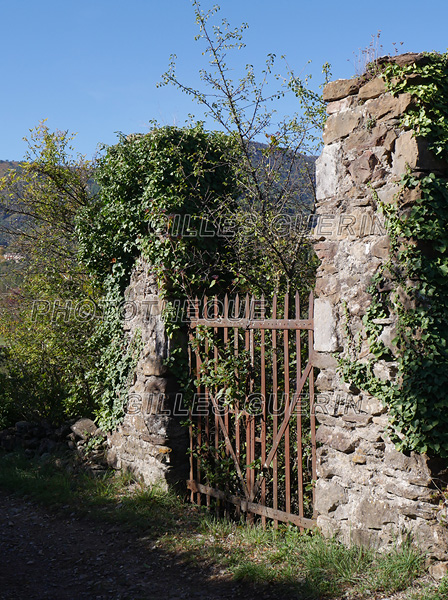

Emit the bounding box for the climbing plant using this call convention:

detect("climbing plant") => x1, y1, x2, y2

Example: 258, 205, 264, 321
76, 124, 239, 430
340, 52, 448, 457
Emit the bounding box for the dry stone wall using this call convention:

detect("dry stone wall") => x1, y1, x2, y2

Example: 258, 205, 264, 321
313, 54, 448, 568
107, 258, 188, 489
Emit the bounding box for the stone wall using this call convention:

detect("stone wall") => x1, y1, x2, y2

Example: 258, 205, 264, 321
107, 259, 189, 489
312, 54, 448, 568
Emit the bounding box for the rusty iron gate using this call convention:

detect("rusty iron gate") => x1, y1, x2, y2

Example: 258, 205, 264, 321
187, 291, 316, 529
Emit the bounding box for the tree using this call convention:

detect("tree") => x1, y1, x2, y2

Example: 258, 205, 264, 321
0, 123, 99, 426
159, 0, 330, 298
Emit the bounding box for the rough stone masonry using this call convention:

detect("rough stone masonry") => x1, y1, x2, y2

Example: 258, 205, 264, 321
107, 258, 189, 489
312, 53, 448, 572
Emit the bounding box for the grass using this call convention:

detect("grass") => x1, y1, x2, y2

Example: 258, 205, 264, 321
0, 449, 446, 599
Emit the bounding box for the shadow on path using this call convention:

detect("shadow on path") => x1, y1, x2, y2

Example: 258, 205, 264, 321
0, 490, 315, 600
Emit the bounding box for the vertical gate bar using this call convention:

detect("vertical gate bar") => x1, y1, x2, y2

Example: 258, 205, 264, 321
249, 295, 256, 506
213, 296, 220, 517
188, 298, 194, 503
272, 293, 278, 528
295, 291, 304, 527
223, 294, 230, 519
214, 296, 219, 459
283, 293, 291, 515
244, 294, 253, 520
194, 296, 202, 506
234, 294, 241, 519
260, 294, 267, 527
234, 294, 240, 463
204, 295, 211, 510
309, 291, 317, 513
223, 295, 230, 450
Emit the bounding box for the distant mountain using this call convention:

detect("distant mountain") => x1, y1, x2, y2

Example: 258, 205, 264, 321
246, 141, 316, 212
0, 146, 316, 249
0, 160, 20, 176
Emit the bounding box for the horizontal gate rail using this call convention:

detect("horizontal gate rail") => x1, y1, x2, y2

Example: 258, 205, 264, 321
187, 291, 316, 529
189, 318, 313, 330
187, 480, 316, 529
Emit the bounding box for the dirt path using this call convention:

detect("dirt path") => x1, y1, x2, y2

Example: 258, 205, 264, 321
0, 490, 295, 600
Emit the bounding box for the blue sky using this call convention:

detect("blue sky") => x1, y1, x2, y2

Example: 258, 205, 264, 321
1, 0, 447, 160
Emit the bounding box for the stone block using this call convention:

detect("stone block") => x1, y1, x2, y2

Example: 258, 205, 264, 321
316, 515, 341, 538
315, 479, 347, 514
106, 447, 121, 469
355, 498, 397, 528
373, 360, 398, 381
359, 395, 386, 416
366, 93, 412, 122
430, 561, 448, 580
376, 182, 401, 205
383, 128, 398, 152
314, 298, 338, 352
314, 412, 341, 427
323, 79, 360, 102
378, 325, 398, 353
315, 143, 344, 200
384, 445, 433, 486
358, 77, 386, 100
316, 370, 337, 391
401, 503, 437, 521
355, 426, 385, 444
387, 479, 433, 501
344, 123, 389, 152
310, 350, 338, 369
392, 130, 448, 175
398, 183, 423, 207
322, 208, 386, 240
319, 448, 373, 485
410, 520, 448, 560
71, 418, 98, 440
326, 95, 359, 114
348, 151, 379, 185
141, 357, 167, 377
370, 237, 390, 259
316, 425, 359, 453
391, 52, 431, 67
323, 109, 362, 145
314, 277, 340, 299
313, 241, 337, 261
352, 449, 367, 464
348, 527, 380, 548
342, 414, 372, 426
144, 375, 171, 395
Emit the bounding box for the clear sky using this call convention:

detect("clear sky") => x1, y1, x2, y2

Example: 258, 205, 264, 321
1, 0, 447, 160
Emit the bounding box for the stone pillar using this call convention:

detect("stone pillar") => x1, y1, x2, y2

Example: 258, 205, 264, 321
313, 54, 448, 565
107, 258, 189, 489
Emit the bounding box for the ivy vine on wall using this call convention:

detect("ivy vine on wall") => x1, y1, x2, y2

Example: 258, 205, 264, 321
340, 52, 448, 457
76, 124, 239, 430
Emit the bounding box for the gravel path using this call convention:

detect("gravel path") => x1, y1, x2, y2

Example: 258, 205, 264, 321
0, 490, 293, 600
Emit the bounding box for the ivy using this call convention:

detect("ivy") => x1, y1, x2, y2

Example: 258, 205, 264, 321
85, 274, 142, 432
76, 124, 239, 431
340, 52, 448, 457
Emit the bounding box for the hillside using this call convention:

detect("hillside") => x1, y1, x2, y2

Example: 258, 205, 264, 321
246, 142, 316, 212
0, 147, 316, 249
